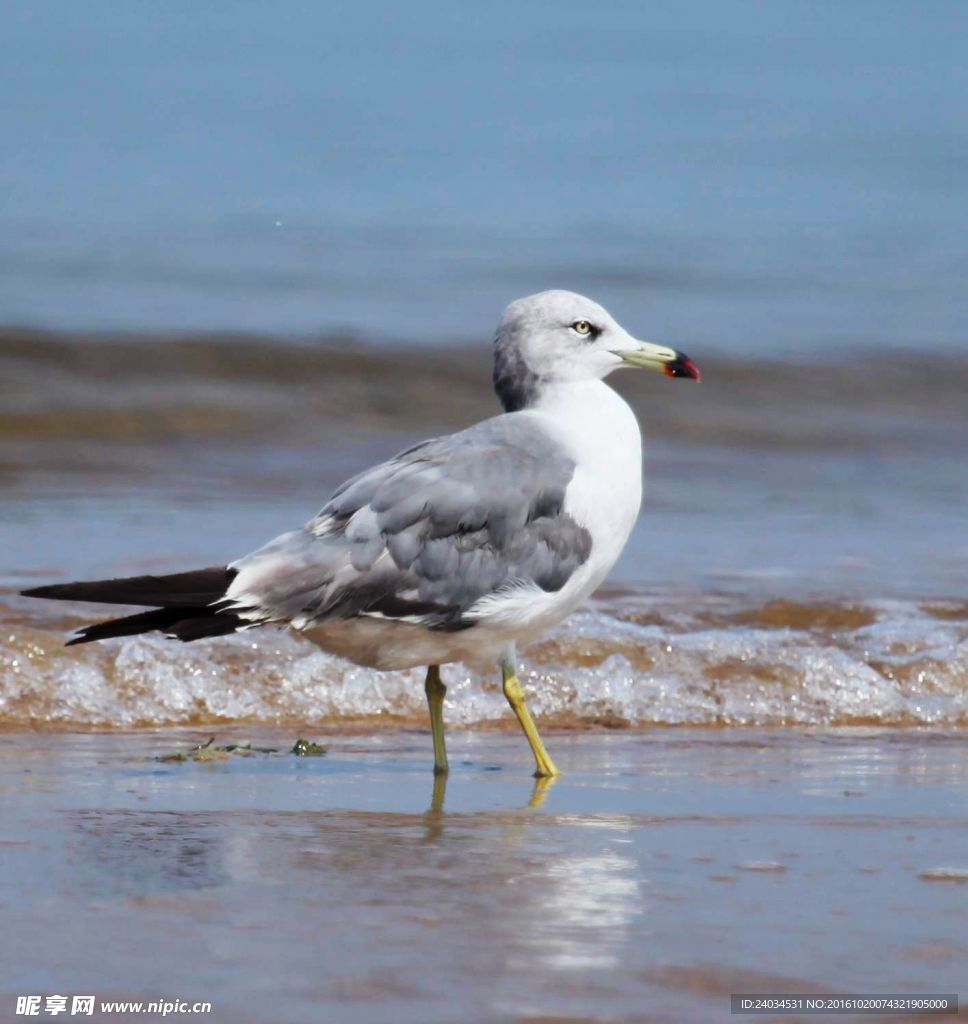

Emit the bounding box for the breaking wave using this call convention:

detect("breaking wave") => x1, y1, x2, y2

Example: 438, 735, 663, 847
2, 593, 965, 729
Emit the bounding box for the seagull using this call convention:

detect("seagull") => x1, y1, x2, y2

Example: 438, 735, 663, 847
22, 291, 699, 777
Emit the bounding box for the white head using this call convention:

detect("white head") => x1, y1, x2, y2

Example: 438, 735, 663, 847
492, 289, 699, 411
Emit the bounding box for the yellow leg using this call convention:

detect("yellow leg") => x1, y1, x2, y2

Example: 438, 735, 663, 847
501, 662, 560, 778
424, 664, 449, 775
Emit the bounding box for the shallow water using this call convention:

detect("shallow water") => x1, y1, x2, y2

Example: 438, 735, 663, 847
0, 729, 965, 1023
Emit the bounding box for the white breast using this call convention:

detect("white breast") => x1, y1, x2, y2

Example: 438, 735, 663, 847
548, 381, 642, 560
466, 380, 643, 640
536, 380, 643, 597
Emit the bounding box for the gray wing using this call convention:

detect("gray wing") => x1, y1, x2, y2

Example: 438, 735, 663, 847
226, 413, 592, 631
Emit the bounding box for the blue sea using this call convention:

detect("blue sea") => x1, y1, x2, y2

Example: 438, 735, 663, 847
2, 0, 966, 352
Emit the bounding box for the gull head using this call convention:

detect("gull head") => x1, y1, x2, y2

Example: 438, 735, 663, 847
492, 289, 699, 412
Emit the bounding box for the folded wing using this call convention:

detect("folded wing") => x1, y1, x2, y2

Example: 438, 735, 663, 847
226, 413, 592, 632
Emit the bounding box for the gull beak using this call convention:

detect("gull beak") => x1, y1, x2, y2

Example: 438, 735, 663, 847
611, 340, 701, 381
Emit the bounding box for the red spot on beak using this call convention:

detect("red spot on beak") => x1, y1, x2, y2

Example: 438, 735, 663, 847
663, 353, 701, 382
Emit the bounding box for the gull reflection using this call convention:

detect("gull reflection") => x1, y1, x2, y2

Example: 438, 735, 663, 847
525, 851, 641, 970
424, 770, 557, 817
495, 808, 643, 973
420, 773, 643, 972
66, 768, 645, 1001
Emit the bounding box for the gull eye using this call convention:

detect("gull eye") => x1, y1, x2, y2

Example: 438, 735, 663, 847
571, 320, 592, 336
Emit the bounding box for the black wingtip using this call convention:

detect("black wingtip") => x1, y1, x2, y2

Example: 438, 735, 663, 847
60, 606, 245, 646
19, 567, 235, 608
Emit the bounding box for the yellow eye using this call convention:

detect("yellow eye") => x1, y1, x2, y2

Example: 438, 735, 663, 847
572, 320, 592, 335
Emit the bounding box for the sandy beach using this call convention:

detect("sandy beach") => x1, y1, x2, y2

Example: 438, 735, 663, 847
1, 726, 965, 1023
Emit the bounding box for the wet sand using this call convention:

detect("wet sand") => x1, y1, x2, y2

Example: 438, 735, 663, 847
1, 727, 965, 1023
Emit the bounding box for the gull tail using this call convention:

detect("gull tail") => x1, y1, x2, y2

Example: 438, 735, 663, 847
21, 566, 243, 645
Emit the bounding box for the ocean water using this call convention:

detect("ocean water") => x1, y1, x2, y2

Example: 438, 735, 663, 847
2, 0, 967, 352
1, 2, 966, 730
